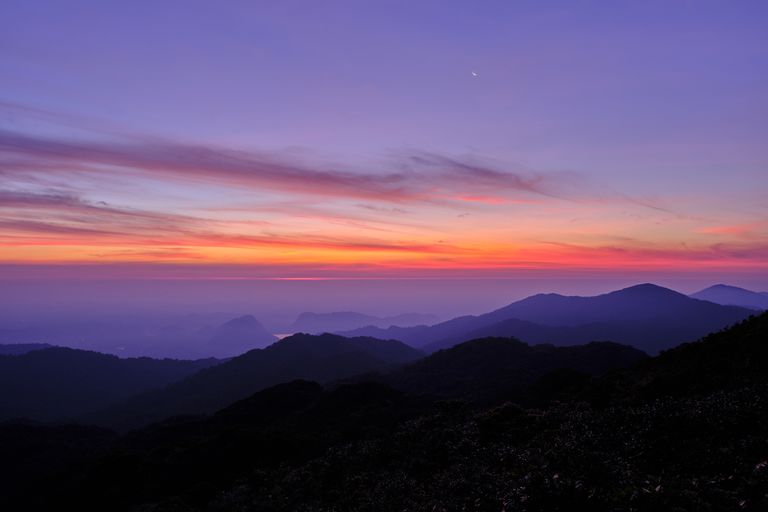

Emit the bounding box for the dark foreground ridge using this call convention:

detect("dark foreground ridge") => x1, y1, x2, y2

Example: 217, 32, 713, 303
1, 313, 766, 511
0, 348, 219, 421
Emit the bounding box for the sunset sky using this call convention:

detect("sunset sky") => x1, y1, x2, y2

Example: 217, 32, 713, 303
1, 0, 767, 284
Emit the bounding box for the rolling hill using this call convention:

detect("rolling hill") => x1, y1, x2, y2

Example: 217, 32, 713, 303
89, 333, 423, 429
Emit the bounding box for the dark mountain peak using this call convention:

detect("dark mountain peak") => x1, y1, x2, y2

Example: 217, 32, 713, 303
436, 336, 528, 354
276, 331, 351, 344
94, 332, 423, 429
609, 283, 683, 298
270, 332, 349, 351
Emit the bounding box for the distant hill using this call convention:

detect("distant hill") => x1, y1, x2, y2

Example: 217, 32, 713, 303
0, 348, 219, 422
287, 311, 438, 334
690, 284, 768, 310
343, 284, 754, 354
207, 314, 277, 355
382, 338, 647, 403
90, 333, 424, 429
0, 343, 53, 355
0, 313, 277, 359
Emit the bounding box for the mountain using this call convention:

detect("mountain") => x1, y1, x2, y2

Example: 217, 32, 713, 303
690, 284, 768, 310
342, 284, 755, 354
382, 337, 647, 403
90, 333, 423, 429
4, 314, 768, 512
207, 314, 277, 355
4, 315, 767, 512
287, 311, 438, 334
589, 311, 768, 403
0, 348, 219, 422
422, 317, 640, 353
0, 343, 53, 355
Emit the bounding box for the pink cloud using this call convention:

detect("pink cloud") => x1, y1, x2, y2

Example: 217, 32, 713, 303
697, 223, 764, 236
0, 129, 567, 205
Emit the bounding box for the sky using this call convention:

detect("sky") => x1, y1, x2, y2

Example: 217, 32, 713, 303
1, 0, 767, 296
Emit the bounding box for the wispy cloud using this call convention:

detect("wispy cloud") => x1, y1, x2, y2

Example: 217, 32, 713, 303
0, 189, 210, 236
0, 189, 464, 255
0, 126, 569, 205
402, 152, 563, 199
536, 240, 768, 267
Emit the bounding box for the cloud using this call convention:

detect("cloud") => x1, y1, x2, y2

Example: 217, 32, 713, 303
0, 189, 208, 235
696, 223, 765, 237
536, 240, 768, 267
0, 219, 122, 237
403, 152, 559, 198
0, 128, 568, 205
0, 189, 465, 255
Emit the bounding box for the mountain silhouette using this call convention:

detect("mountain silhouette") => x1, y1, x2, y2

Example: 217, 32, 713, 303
690, 284, 768, 310
0, 343, 53, 355
381, 337, 647, 403
589, 311, 768, 403
287, 311, 438, 334
207, 314, 277, 355
90, 333, 423, 429
3, 314, 768, 512
0, 348, 219, 421
342, 284, 754, 354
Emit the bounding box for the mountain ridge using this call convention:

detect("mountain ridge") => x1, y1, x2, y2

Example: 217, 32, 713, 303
341, 283, 754, 354
0, 348, 219, 421
690, 284, 768, 310
87, 332, 423, 429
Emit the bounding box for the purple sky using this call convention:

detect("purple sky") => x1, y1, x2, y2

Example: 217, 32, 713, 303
1, 0, 767, 315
